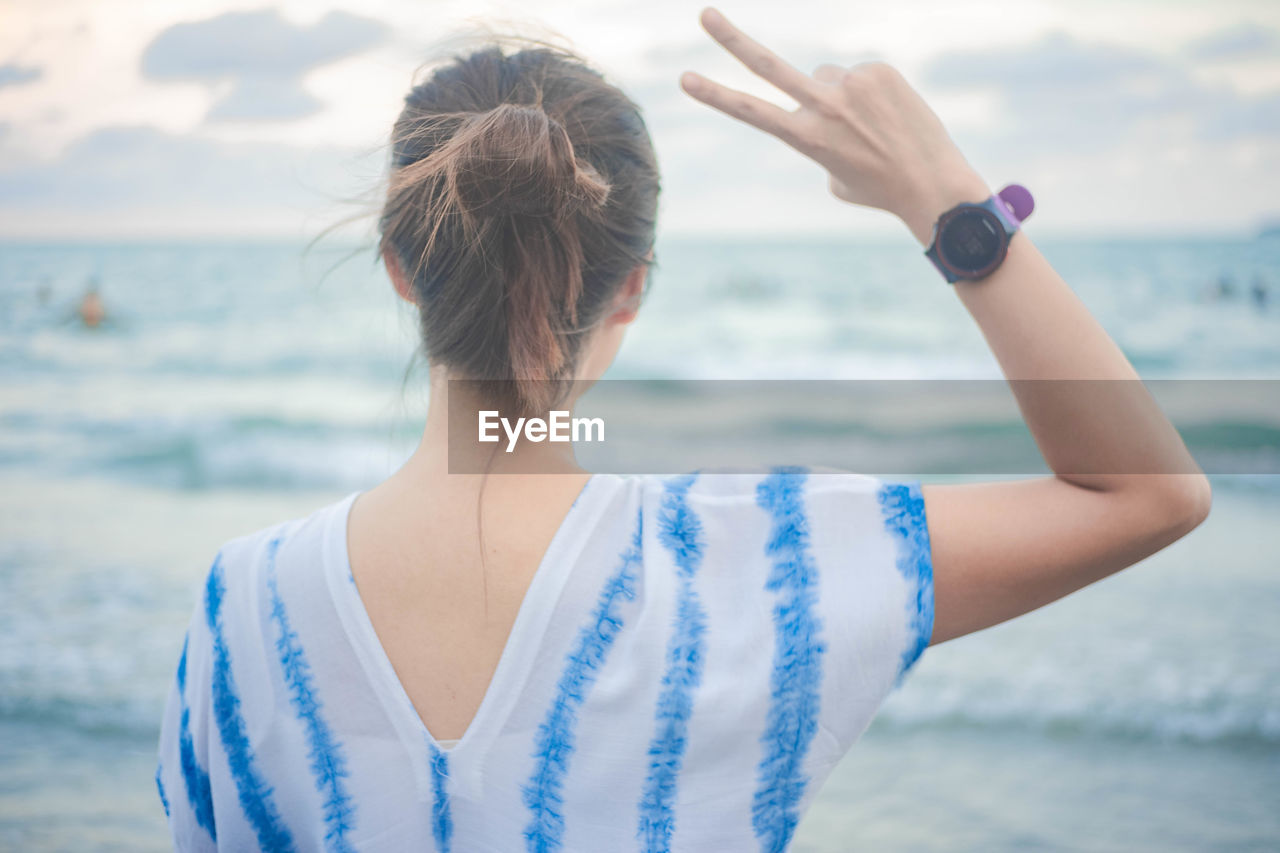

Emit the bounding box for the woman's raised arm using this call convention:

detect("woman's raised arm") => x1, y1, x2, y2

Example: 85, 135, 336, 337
680, 7, 1211, 645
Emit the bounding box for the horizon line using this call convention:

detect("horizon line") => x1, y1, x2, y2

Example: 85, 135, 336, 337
0, 227, 1272, 247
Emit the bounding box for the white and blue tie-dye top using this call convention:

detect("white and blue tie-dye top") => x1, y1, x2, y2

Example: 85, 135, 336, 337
156, 470, 933, 852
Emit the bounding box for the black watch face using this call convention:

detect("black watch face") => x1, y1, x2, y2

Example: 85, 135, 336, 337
938, 207, 1005, 275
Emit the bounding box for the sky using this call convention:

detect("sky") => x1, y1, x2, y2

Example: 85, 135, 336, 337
1, 0, 1279, 240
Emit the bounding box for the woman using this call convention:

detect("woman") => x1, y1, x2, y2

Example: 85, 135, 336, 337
155, 8, 1210, 852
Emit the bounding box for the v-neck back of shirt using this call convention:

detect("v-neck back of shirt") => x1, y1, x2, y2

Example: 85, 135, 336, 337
322, 474, 618, 786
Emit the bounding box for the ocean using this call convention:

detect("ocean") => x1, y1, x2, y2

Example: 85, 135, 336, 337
1, 235, 1277, 850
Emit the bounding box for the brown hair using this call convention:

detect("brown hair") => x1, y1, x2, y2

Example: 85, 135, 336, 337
379, 41, 661, 417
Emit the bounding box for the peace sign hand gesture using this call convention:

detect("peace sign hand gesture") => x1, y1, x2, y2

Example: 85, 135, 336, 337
680, 7, 990, 245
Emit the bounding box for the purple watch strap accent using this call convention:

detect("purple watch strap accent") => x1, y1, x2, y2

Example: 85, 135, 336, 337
997, 183, 1034, 224
925, 182, 1034, 283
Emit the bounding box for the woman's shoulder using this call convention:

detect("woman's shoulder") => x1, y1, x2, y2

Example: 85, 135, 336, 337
205, 491, 359, 597
616, 468, 919, 569
624, 467, 891, 504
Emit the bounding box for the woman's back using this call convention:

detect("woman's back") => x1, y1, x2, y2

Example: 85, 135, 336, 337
345, 468, 595, 746
157, 470, 931, 851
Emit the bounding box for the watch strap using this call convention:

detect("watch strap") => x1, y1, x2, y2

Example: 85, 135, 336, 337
997, 184, 1034, 225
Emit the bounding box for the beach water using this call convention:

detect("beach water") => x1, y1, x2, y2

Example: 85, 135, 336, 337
1, 236, 1277, 850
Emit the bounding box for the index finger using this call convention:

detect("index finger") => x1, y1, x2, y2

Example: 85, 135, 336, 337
698, 7, 823, 107
680, 71, 801, 145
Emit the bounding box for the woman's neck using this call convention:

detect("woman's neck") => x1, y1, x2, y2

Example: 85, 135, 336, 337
404, 370, 587, 481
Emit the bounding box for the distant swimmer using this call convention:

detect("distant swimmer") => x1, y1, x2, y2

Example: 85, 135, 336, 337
1213, 274, 1236, 300
78, 277, 106, 328
36, 276, 53, 306
1251, 274, 1269, 312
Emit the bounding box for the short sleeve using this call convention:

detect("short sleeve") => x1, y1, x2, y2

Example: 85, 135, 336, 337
156, 593, 219, 851
799, 472, 934, 750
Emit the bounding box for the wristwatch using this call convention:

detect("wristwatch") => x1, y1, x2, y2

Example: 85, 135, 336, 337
925, 184, 1034, 283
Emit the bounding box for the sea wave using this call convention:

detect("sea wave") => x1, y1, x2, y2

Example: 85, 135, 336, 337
874, 691, 1280, 746
0, 410, 414, 491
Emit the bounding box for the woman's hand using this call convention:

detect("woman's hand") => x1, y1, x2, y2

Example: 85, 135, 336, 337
680, 7, 988, 244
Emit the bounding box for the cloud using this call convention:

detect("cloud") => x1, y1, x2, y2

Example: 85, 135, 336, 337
140, 9, 388, 121
923, 31, 1280, 152
0, 63, 42, 88
638, 34, 878, 98
4, 3, 1278, 240
0, 125, 384, 236
927, 31, 1164, 91
1203, 91, 1280, 139
1185, 23, 1280, 62
207, 78, 324, 122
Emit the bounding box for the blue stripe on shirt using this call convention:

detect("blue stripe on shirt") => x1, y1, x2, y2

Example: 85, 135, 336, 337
156, 762, 171, 818
637, 474, 706, 853
266, 535, 357, 852
174, 632, 216, 840
206, 555, 297, 852
752, 467, 827, 853
524, 507, 644, 853
876, 482, 935, 678
428, 742, 453, 852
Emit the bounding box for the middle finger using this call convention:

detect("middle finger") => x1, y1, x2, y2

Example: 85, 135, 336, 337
698, 7, 824, 107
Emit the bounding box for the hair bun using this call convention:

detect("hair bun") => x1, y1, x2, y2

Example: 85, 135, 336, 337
452, 103, 611, 219
381, 42, 660, 419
